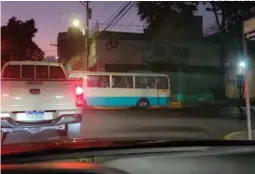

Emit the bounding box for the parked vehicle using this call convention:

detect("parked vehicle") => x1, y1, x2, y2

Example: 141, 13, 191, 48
69, 71, 171, 109
1, 61, 85, 143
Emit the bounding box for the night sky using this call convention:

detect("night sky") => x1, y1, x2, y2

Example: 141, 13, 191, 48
1, 1, 215, 57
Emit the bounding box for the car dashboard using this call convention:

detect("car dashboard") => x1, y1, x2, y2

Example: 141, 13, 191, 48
3, 144, 255, 174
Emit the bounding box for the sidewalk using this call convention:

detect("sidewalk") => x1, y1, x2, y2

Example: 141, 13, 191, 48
224, 130, 255, 140
92, 101, 200, 110
90, 99, 249, 110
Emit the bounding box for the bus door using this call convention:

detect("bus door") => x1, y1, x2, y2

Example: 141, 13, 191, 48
156, 76, 170, 106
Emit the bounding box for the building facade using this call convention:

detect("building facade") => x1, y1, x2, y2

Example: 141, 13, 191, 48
87, 31, 221, 101
224, 40, 255, 99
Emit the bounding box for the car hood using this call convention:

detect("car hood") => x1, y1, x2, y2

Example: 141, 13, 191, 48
2, 137, 255, 156
1, 137, 194, 155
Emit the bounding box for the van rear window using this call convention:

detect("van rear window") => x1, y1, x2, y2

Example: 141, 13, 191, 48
2, 64, 65, 79
50, 66, 65, 79
36, 65, 48, 78
2, 65, 20, 79
22, 65, 34, 79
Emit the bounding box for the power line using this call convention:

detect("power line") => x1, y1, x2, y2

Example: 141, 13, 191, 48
93, 22, 144, 28
102, 2, 132, 32
90, 2, 132, 38
107, 2, 135, 31
101, 2, 129, 26
79, 1, 86, 8
90, 2, 130, 33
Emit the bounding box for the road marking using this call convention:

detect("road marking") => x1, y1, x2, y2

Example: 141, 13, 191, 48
224, 131, 244, 140
90, 102, 182, 110
224, 130, 255, 140
92, 107, 127, 110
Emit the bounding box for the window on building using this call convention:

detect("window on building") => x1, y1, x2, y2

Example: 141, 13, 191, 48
172, 46, 189, 58
135, 76, 155, 89
156, 76, 169, 89
112, 76, 133, 88
87, 75, 110, 88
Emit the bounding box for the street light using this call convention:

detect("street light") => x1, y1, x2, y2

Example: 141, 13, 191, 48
72, 19, 80, 28
239, 60, 247, 68
71, 19, 85, 34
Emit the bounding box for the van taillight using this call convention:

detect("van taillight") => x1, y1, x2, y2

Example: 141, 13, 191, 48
75, 86, 83, 95
75, 86, 84, 107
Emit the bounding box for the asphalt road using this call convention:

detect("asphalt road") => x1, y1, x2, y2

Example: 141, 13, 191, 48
3, 107, 255, 144
80, 108, 253, 139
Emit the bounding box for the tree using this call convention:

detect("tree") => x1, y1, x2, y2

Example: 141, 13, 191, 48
206, 2, 255, 34
67, 26, 85, 57
1, 17, 44, 67
204, 2, 255, 98
137, 2, 199, 38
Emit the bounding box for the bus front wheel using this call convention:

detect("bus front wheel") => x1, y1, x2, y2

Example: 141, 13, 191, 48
137, 98, 150, 109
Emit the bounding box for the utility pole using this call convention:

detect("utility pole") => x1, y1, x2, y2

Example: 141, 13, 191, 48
242, 17, 255, 140
242, 33, 252, 140
85, 1, 90, 71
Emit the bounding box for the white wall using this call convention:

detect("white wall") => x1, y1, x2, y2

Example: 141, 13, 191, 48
96, 39, 147, 71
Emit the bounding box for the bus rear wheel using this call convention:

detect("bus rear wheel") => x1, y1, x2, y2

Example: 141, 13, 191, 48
137, 98, 150, 109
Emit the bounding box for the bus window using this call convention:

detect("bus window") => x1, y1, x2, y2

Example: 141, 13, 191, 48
135, 76, 155, 89
156, 76, 169, 89
112, 76, 133, 88
87, 75, 110, 88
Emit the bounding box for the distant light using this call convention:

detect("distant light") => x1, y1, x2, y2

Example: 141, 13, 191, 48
75, 86, 84, 95
72, 19, 80, 28
1, 113, 10, 117
55, 95, 64, 99
14, 97, 21, 100
55, 56, 59, 59
239, 61, 247, 68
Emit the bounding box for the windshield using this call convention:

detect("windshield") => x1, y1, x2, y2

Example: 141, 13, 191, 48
1, 1, 255, 150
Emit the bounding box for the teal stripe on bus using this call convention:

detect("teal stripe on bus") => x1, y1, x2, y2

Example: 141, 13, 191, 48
86, 97, 170, 107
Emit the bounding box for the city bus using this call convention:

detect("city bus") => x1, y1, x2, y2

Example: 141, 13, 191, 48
69, 71, 171, 109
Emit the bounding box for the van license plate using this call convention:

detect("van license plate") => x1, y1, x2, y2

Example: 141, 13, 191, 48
26, 111, 44, 121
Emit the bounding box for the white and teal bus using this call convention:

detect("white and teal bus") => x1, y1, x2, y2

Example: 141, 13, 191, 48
69, 71, 170, 108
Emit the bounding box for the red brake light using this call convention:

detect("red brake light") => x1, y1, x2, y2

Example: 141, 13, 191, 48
75, 86, 83, 95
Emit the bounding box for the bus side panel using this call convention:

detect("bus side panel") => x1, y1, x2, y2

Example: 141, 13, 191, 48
86, 96, 138, 107
156, 76, 171, 106
84, 88, 165, 107
86, 96, 168, 107
157, 89, 170, 106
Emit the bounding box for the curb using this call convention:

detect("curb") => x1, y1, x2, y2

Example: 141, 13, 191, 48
224, 131, 243, 140
92, 107, 128, 110
91, 102, 182, 110
224, 130, 255, 140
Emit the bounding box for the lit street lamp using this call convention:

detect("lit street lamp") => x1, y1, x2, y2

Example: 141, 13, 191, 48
71, 19, 85, 34
239, 60, 247, 69
72, 19, 81, 28
70, 17, 89, 70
